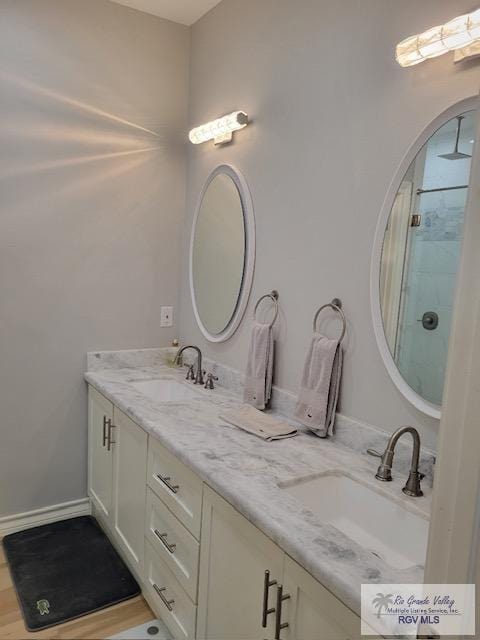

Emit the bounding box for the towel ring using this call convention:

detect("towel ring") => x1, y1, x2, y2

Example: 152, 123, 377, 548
254, 290, 279, 327
313, 298, 346, 342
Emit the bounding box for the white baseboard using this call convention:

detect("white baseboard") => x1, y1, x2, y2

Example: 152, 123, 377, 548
0, 498, 91, 538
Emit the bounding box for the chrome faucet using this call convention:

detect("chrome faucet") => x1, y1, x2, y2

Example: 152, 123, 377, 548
174, 345, 204, 385
368, 426, 424, 497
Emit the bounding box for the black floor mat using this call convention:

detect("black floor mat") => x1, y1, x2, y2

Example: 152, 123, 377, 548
3, 515, 140, 631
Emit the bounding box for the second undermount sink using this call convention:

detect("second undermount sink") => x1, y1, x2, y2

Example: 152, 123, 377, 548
280, 472, 429, 570
131, 379, 199, 403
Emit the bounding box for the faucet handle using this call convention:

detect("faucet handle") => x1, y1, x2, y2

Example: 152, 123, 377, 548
185, 364, 195, 381
367, 448, 393, 482
204, 373, 218, 390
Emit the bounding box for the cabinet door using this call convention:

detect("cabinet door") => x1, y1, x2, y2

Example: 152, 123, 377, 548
280, 556, 362, 640
112, 407, 148, 579
197, 486, 284, 640
88, 386, 114, 523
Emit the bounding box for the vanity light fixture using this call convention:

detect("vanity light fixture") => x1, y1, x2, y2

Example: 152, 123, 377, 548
188, 111, 249, 146
396, 8, 480, 67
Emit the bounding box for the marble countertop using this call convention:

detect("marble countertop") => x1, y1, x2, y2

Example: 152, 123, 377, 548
85, 356, 430, 616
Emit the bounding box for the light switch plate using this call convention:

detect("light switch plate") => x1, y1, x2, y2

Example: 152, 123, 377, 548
160, 306, 173, 327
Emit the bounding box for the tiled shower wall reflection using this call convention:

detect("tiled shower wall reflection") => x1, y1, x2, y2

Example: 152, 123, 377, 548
397, 112, 474, 406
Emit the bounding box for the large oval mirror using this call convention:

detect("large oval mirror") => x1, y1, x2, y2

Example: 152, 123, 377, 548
190, 164, 255, 342
372, 102, 476, 418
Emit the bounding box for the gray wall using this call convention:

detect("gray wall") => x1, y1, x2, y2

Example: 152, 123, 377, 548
179, 0, 480, 451
0, 0, 189, 516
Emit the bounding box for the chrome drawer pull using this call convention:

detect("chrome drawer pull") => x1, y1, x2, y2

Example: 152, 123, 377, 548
262, 569, 277, 627
154, 529, 177, 554
153, 583, 175, 612
275, 585, 290, 640
102, 416, 108, 447
156, 473, 179, 494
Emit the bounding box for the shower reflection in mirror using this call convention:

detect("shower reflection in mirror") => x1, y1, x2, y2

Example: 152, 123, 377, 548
380, 110, 475, 407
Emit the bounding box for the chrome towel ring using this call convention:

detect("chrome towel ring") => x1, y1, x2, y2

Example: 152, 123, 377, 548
313, 298, 346, 342
254, 290, 279, 327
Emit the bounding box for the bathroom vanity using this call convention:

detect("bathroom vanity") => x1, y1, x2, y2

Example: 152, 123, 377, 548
88, 386, 361, 639
85, 350, 431, 640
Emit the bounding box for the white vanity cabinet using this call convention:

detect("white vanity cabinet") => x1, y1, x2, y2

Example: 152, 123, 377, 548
87, 387, 147, 580
197, 486, 362, 640
87, 385, 364, 640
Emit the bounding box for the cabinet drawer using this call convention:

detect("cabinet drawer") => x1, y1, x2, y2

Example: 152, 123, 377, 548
147, 437, 203, 539
145, 541, 197, 640
145, 488, 199, 602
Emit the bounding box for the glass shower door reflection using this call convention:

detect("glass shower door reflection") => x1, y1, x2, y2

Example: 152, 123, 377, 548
395, 187, 468, 405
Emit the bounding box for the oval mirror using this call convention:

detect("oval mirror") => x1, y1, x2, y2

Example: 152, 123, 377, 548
372, 101, 476, 418
190, 164, 255, 342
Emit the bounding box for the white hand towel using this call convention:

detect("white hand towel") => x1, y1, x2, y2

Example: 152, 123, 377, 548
294, 333, 343, 437
243, 321, 274, 410
220, 406, 297, 441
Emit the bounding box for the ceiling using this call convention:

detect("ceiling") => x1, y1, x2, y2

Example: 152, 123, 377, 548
109, 0, 223, 25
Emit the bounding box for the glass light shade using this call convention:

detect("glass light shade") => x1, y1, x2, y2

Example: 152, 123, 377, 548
442, 14, 472, 49
467, 9, 480, 40
454, 39, 480, 62
417, 25, 447, 59
396, 35, 423, 67
396, 7, 480, 67
189, 111, 248, 145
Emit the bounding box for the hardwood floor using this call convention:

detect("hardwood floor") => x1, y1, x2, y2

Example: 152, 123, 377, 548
0, 546, 154, 639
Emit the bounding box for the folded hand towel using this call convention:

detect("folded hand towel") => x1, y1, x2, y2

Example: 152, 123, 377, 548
243, 321, 274, 410
220, 406, 297, 441
294, 333, 343, 437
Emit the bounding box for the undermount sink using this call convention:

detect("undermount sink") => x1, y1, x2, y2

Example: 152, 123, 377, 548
281, 472, 429, 570
131, 379, 199, 402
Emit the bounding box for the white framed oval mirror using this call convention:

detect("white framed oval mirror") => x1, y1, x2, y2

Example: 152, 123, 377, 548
189, 164, 255, 342
371, 97, 477, 418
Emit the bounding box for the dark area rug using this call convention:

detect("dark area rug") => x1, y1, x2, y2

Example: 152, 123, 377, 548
3, 515, 140, 631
